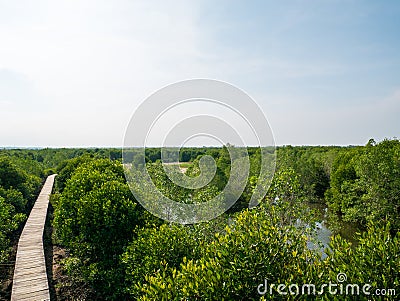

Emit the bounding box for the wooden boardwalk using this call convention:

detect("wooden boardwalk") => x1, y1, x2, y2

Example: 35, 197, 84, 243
11, 175, 56, 301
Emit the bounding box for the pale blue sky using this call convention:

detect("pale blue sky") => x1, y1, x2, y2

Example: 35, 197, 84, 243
0, 0, 399, 147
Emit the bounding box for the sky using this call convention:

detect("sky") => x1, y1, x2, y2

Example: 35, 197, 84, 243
0, 0, 399, 147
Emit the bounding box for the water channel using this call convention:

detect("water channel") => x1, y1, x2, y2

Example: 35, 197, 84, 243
307, 202, 361, 259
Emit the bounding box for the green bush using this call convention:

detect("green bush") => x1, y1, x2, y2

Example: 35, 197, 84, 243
53, 158, 144, 299
0, 196, 25, 263
122, 224, 205, 298
322, 222, 399, 300
0, 156, 41, 264
136, 208, 320, 300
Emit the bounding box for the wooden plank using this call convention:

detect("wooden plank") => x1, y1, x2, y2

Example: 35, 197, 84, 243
11, 288, 50, 301
11, 175, 56, 301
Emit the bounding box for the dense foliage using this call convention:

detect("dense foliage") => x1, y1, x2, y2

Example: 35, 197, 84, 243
2, 140, 397, 300
0, 156, 41, 262
122, 159, 399, 300
326, 139, 400, 232
52, 158, 147, 297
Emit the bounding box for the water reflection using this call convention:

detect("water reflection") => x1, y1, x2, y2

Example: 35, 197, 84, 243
306, 202, 360, 259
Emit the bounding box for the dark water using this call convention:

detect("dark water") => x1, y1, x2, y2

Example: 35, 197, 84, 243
306, 202, 360, 258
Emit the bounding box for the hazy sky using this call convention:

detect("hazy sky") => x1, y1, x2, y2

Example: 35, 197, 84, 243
1, 0, 399, 147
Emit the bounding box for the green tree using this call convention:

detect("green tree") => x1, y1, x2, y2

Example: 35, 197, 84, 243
123, 224, 203, 298
0, 196, 25, 263
326, 139, 400, 231
53, 158, 144, 299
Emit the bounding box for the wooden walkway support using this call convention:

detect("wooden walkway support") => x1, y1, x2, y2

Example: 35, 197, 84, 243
11, 175, 56, 301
